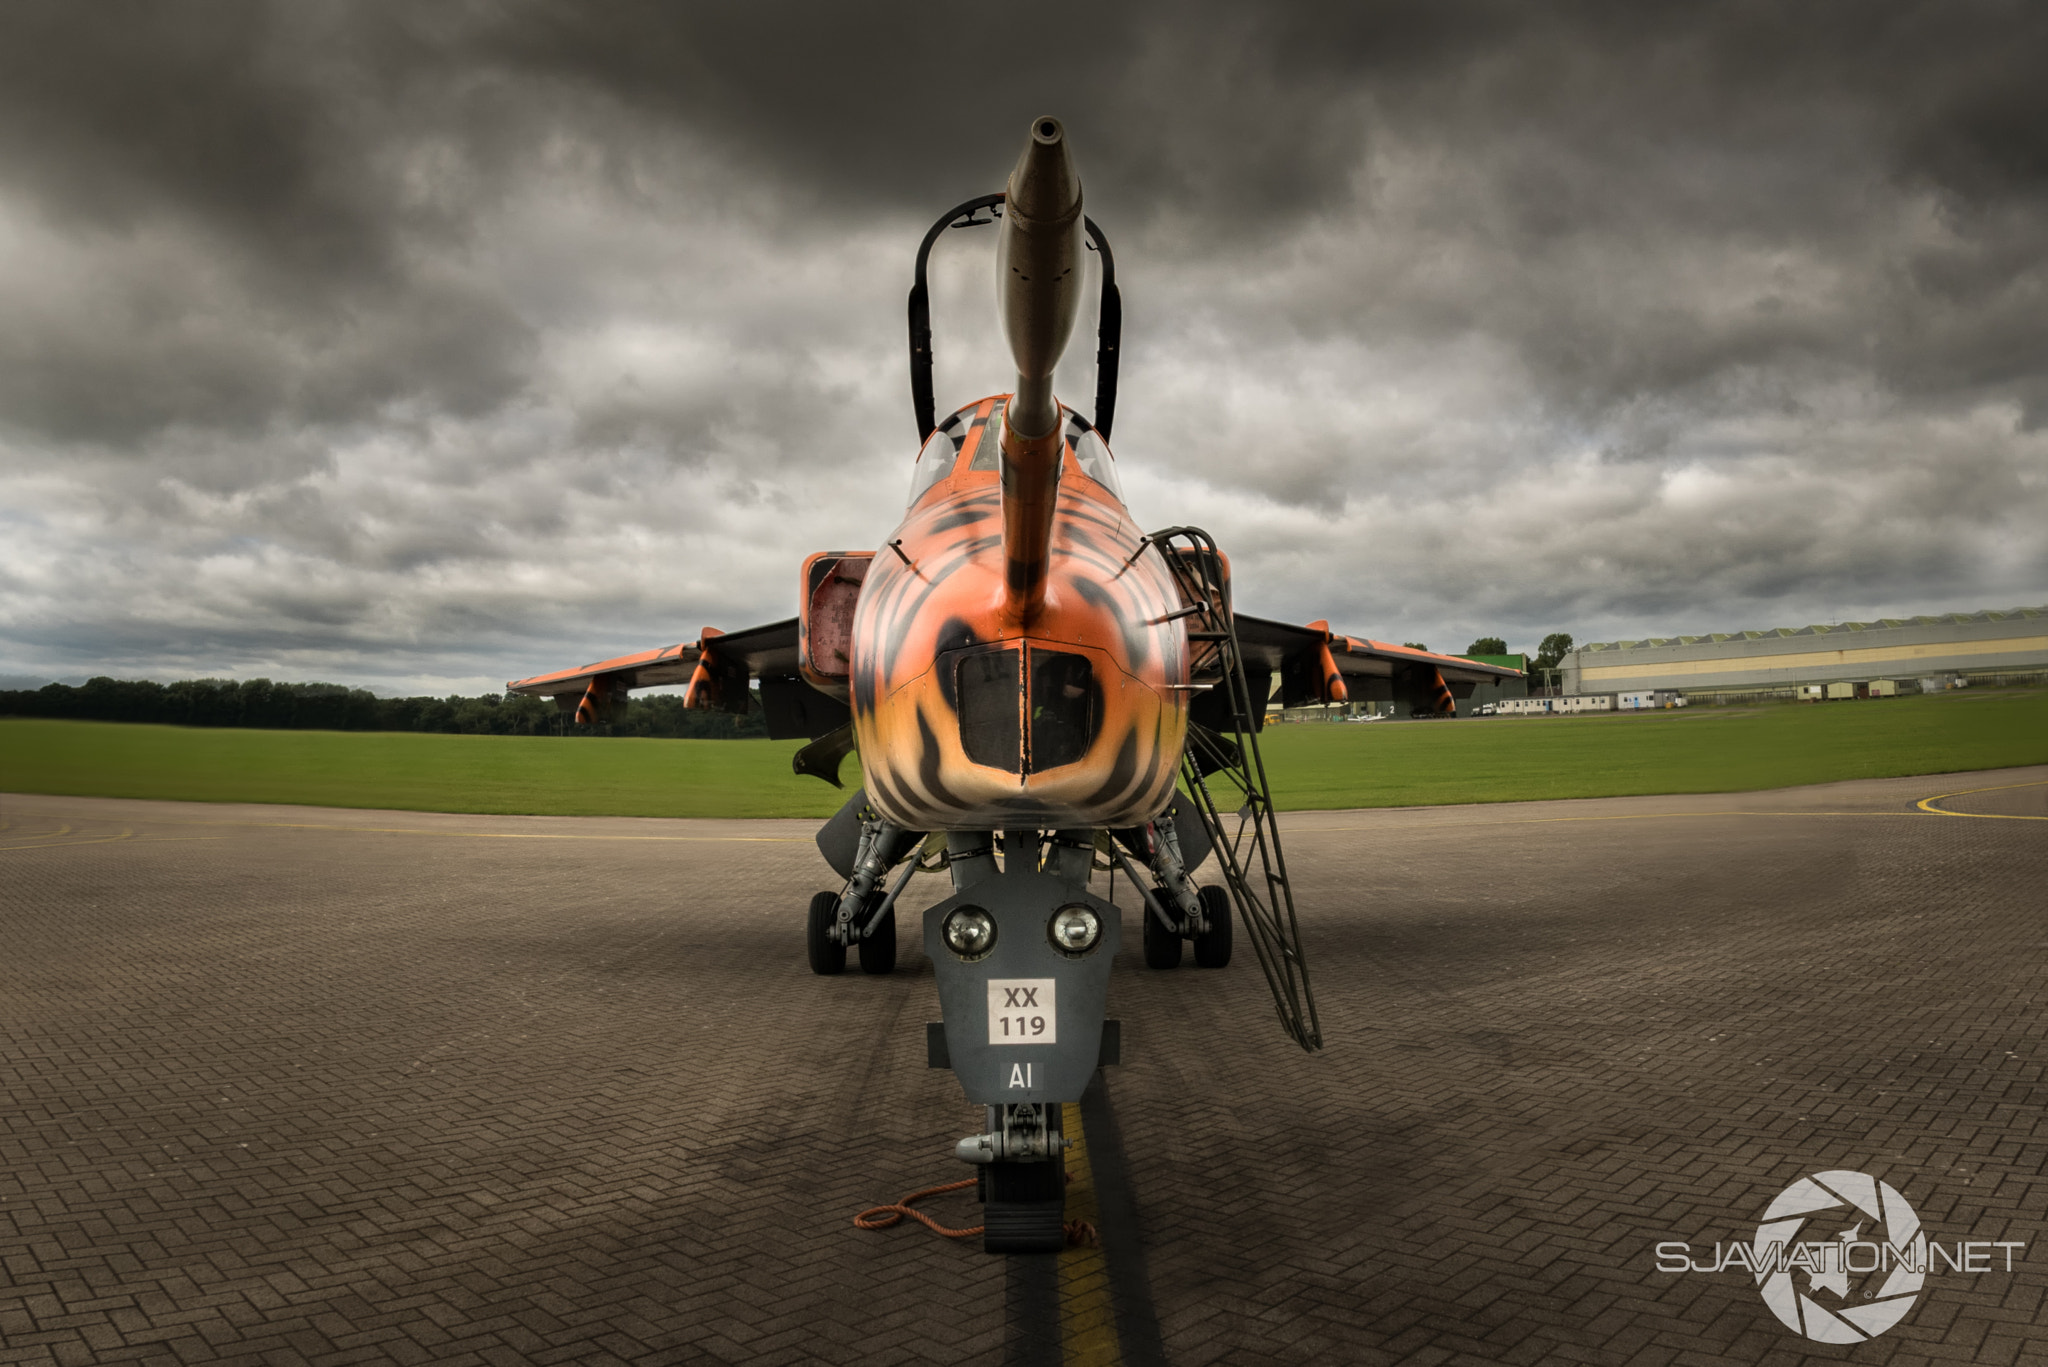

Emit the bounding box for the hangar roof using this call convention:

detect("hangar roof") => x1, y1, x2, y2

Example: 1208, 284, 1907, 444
1581, 606, 2044, 654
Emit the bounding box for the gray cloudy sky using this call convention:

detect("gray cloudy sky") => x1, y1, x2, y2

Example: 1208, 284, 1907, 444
2, 1, 2044, 694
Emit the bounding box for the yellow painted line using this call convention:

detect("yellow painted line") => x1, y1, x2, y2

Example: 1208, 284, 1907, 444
1060, 1100, 1120, 1366
1284, 809, 1925, 836
229, 823, 809, 843
0, 811, 808, 843
0, 835, 229, 851
1916, 780, 2048, 821
0, 830, 135, 851
1285, 783, 2048, 836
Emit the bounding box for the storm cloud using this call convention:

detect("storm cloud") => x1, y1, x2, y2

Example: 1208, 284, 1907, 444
1, 1, 2043, 691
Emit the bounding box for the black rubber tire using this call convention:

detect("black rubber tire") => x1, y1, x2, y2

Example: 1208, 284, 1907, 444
982, 1152, 1066, 1254
1193, 884, 1233, 968
858, 908, 897, 975
1141, 899, 1183, 969
807, 891, 846, 975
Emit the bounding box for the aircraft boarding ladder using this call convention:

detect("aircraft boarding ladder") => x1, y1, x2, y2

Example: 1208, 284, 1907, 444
1150, 525, 1323, 1052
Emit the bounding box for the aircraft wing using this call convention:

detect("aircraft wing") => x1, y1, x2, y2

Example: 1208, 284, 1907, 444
506, 618, 799, 697
1228, 613, 1523, 713
506, 618, 848, 739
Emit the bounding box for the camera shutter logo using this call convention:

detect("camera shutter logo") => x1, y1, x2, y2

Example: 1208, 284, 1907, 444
1754, 1170, 1925, 1342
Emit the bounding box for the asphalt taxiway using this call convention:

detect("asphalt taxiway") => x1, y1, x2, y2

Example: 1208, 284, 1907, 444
3, 766, 2045, 1365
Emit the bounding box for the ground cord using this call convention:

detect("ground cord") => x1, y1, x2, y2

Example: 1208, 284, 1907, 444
853, 1177, 982, 1238
853, 1176, 1098, 1246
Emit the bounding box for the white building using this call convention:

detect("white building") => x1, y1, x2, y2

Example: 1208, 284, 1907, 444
1616, 690, 1689, 710
1565, 606, 2046, 699
1498, 694, 1622, 716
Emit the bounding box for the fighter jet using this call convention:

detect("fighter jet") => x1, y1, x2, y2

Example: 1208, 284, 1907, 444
510, 117, 1521, 1252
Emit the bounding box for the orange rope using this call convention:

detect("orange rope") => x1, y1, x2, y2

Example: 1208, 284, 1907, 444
853, 1177, 1101, 1246
853, 1177, 983, 1238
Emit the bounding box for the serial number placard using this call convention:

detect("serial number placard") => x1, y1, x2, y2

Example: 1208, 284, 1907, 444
986, 978, 1056, 1045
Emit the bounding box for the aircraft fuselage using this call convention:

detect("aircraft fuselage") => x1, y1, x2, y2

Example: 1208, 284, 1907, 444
850, 395, 1190, 831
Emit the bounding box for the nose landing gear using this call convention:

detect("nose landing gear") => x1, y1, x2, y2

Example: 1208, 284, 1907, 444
956, 1103, 1069, 1254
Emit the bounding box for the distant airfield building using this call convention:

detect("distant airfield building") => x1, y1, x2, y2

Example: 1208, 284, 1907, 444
1561, 606, 2048, 701
1454, 653, 1529, 717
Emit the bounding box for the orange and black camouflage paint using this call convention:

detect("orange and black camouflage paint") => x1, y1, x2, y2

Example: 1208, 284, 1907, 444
682, 628, 728, 710
850, 396, 1189, 830
1304, 621, 1350, 705
575, 673, 628, 726
1426, 667, 1456, 715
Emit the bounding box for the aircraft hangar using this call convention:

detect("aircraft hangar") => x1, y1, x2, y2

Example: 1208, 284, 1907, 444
1562, 604, 2048, 699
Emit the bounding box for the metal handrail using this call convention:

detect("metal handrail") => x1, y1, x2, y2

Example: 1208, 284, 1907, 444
907, 194, 1122, 443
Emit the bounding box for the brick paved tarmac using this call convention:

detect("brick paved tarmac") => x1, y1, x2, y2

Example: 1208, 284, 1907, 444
3, 766, 2045, 1365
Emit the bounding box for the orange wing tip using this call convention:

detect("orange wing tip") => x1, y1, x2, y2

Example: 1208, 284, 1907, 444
506, 641, 698, 695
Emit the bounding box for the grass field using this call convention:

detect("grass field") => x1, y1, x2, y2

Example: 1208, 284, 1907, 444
0, 721, 862, 819
4, 689, 2044, 818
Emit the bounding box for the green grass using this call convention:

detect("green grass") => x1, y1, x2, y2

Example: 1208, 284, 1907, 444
3, 689, 2044, 818
1260, 689, 2048, 809
0, 720, 861, 819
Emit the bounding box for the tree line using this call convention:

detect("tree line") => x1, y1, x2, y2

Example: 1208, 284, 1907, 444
1461, 633, 1574, 673
0, 676, 768, 738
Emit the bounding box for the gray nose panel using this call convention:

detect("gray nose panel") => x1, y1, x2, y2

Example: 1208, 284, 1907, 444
922, 870, 1120, 1105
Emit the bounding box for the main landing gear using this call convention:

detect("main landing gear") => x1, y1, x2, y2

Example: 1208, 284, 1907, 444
1114, 807, 1234, 972
808, 809, 922, 976
806, 890, 899, 975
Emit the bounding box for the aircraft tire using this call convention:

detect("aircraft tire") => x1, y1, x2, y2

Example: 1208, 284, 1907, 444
982, 1140, 1066, 1253
807, 891, 846, 975
1193, 884, 1233, 968
1141, 902, 1183, 969
858, 908, 897, 975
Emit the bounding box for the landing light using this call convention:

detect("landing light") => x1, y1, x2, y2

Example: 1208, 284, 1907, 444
943, 907, 997, 959
1049, 905, 1101, 955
